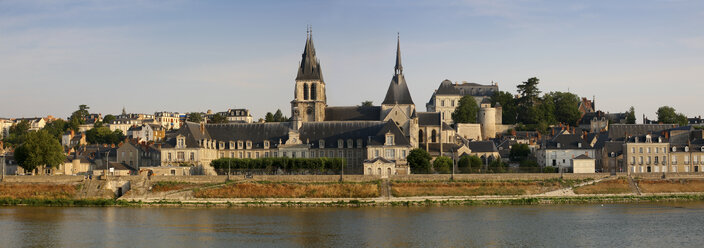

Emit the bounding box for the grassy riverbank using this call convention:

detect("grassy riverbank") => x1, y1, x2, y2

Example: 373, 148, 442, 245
391, 178, 587, 197
193, 181, 380, 198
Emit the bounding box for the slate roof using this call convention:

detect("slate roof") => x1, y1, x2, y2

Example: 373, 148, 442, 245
161, 120, 411, 150
296, 32, 323, 81
468, 141, 498, 153
301, 121, 410, 148
435, 80, 460, 95
418, 112, 441, 126
364, 157, 395, 163
573, 154, 593, 160
382, 37, 414, 105
603, 141, 624, 157
545, 134, 591, 149
325, 106, 381, 121
608, 124, 677, 140
579, 111, 629, 125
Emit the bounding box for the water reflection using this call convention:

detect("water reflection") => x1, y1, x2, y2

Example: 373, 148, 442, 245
1, 203, 704, 247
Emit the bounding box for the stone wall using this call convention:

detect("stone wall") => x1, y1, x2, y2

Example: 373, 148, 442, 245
390, 173, 614, 181
1, 175, 85, 183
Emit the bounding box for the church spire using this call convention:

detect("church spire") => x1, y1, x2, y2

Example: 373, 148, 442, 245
296, 26, 324, 81
395, 33, 403, 75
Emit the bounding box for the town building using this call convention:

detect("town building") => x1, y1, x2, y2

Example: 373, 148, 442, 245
426, 79, 499, 124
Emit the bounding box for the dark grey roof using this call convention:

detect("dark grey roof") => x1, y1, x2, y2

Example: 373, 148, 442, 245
300, 121, 410, 148
296, 32, 323, 81
546, 134, 591, 149
608, 124, 677, 140
325, 106, 380, 121
579, 111, 629, 125
206, 122, 291, 149
435, 80, 460, 95
573, 154, 592, 159
468, 141, 498, 153
603, 141, 624, 157
365, 157, 394, 163
418, 112, 441, 126
382, 37, 414, 105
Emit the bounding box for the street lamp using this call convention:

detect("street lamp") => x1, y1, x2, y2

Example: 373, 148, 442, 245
227, 158, 231, 181
1, 152, 5, 182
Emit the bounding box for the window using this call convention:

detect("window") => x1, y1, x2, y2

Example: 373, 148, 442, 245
431, 130, 437, 143
167, 153, 172, 161
237, 141, 243, 149
219, 152, 224, 158
357, 139, 363, 148
639, 148, 643, 153
441, 100, 445, 107
319, 140, 325, 148
246, 141, 252, 149
663, 156, 667, 165
685, 155, 689, 165
347, 139, 353, 148
631, 147, 635, 153
256, 152, 260, 158
247, 152, 251, 158
647, 156, 651, 165
338, 151, 343, 157
239, 152, 243, 158
230, 152, 234, 158
386, 135, 394, 146
303, 83, 309, 100
190, 152, 195, 161
655, 156, 659, 164
338, 139, 344, 148
647, 147, 651, 153
638, 156, 643, 165
274, 152, 279, 157
451, 100, 455, 107
672, 156, 677, 165
631, 156, 635, 165
311, 83, 317, 100
375, 149, 380, 157
264, 140, 270, 149
402, 150, 407, 158
385, 149, 395, 159
177, 152, 185, 161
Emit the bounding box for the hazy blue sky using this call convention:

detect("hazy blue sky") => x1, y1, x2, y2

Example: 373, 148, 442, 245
2, 0, 703, 121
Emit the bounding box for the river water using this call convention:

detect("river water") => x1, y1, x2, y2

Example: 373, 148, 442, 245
1, 203, 704, 247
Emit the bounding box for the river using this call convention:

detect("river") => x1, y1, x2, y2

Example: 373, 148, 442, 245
1, 203, 704, 247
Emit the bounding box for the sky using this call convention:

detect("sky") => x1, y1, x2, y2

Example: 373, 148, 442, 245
1, 0, 703, 122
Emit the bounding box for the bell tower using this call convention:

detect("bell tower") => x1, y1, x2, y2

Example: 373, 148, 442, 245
291, 27, 326, 122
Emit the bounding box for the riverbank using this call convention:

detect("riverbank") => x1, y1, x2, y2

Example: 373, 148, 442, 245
3, 193, 704, 207
4, 173, 704, 207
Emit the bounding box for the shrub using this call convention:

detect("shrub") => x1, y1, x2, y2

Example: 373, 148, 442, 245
407, 148, 432, 174
433, 156, 452, 174
210, 157, 345, 174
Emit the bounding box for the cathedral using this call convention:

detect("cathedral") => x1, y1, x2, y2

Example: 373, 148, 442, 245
160, 31, 420, 176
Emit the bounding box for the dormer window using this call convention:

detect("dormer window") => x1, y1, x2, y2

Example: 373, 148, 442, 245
557, 143, 561, 148
237, 141, 243, 149
672, 146, 677, 152
264, 140, 270, 149
685, 146, 689, 152
386, 134, 395, 146
219, 141, 225, 150
357, 139, 363, 149
177, 137, 186, 148
246, 140, 252, 149
230, 141, 235, 150
347, 139, 353, 148
319, 140, 325, 148
578, 143, 582, 148
338, 139, 344, 148
645, 134, 652, 143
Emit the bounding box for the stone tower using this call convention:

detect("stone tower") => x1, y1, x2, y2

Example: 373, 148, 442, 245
381, 35, 418, 147
291, 29, 326, 122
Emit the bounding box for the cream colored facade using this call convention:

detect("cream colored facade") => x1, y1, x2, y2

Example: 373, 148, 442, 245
572, 157, 596, 173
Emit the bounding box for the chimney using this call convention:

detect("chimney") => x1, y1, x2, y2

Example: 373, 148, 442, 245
666, 132, 670, 139
200, 122, 205, 135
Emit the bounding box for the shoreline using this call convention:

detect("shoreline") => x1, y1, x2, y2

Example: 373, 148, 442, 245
3, 193, 704, 207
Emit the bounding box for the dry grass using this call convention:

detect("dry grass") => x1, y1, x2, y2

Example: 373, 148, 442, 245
574, 179, 632, 195
193, 182, 379, 198
151, 181, 198, 192
390, 180, 565, 197
0, 183, 77, 199
638, 179, 704, 193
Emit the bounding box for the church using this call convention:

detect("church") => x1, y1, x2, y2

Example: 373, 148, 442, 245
160, 31, 419, 176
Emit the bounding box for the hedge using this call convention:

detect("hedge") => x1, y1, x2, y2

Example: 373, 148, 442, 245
210, 157, 346, 174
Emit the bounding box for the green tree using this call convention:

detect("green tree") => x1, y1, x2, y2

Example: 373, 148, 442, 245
626, 106, 636, 124
452, 95, 480, 124
271, 109, 288, 122
547, 91, 581, 126
656, 106, 688, 126
407, 148, 432, 174
42, 119, 69, 142
86, 127, 124, 145
187, 112, 203, 123
102, 114, 116, 125
491, 91, 517, 124
488, 159, 506, 173
265, 112, 275, 122
209, 114, 228, 123
458, 155, 482, 173
14, 130, 65, 173
509, 143, 531, 162
516, 77, 542, 125
432, 156, 452, 174
2, 120, 30, 147
361, 100, 373, 107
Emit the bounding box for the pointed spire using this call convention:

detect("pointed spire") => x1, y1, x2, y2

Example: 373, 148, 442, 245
395, 32, 403, 75
296, 26, 323, 81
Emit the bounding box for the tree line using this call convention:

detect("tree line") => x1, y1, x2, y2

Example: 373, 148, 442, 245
210, 157, 346, 174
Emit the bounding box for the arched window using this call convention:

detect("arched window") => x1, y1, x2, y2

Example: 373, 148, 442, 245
419, 129, 424, 143
378, 168, 382, 175
303, 83, 309, 100
387, 168, 392, 176
431, 129, 437, 143
311, 83, 317, 100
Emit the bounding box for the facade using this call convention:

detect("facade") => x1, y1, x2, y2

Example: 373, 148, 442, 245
571, 154, 595, 173
155, 112, 182, 130
538, 133, 595, 171
426, 79, 499, 123
116, 142, 161, 168
363, 157, 408, 177
127, 124, 155, 142
224, 109, 253, 123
